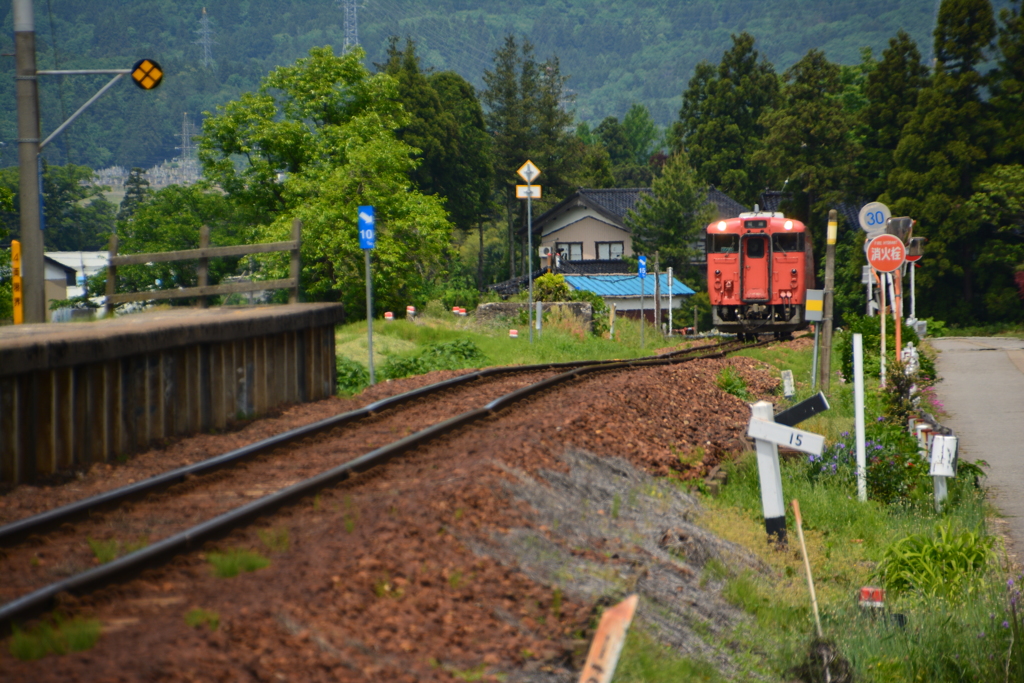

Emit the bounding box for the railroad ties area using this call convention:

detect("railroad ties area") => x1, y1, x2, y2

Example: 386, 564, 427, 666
0, 336, 788, 681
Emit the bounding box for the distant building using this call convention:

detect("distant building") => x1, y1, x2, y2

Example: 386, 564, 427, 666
45, 251, 109, 299
563, 273, 695, 323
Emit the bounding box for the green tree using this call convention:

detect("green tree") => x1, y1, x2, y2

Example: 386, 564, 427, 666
622, 103, 659, 165
113, 185, 247, 300
673, 33, 779, 206
753, 49, 859, 256
482, 35, 577, 280
0, 164, 116, 251
199, 46, 452, 313
117, 168, 151, 222
992, 0, 1024, 164
625, 152, 713, 278
964, 165, 1024, 320
884, 0, 998, 320
595, 115, 652, 186
859, 31, 929, 199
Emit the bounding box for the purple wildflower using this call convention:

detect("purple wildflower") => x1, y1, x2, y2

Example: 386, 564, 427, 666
1004, 621, 1010, 628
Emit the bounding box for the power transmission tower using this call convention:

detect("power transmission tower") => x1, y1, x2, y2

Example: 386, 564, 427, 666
340, 0, 359, 52
195, 7, 215, 68
175, 112, 199, 185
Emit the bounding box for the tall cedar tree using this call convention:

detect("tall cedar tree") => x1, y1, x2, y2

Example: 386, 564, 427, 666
482, 36, 576, 280
859, 31, 929, 199
623, 104, 659, 166
595, 115, 653, 186
884, 0, 997, 320
993, 0, 1024, 164
753, 49, 859, 265
118, 168, 151, 222
625, 152, 713, 279
378, 39, 493, 286
673, 33, 779, 206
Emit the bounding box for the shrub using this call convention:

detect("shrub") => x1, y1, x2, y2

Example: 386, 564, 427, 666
336, 355, 370, 395
835, 313, 935, 382
533, 272, 571, 301
875, 521, 994, 599
716, 366, 751, 401
569, 288, 608, 336
808, 421, 929, 505
381, 339, 487, 380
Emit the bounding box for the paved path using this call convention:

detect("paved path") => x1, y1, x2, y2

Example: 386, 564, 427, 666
932, 337, 1024, 555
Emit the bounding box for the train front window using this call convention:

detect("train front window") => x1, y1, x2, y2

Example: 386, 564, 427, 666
708, 234, 739, 253
746, 237, 766, 258
772, 233, 803, 253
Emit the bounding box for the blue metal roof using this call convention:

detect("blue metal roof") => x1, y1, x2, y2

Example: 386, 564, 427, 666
564, 274, 695, 298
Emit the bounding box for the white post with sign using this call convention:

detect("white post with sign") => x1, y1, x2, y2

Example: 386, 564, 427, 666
358, 206, 376, 386
667, 266, 673, 337
930, 435, 958, 512
853, 333, 867, 501
747, 401, 825, 542
517, 161, 541, 345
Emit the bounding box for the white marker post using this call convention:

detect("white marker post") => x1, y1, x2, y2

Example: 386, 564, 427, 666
536, 301, 542, 335
930, 435, 958, 512
667, 266, 673, 337
748, 401, 825, 542
853, 333, 867, 501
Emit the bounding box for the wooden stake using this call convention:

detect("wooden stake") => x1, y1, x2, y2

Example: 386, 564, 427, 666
792, 499, 823, 638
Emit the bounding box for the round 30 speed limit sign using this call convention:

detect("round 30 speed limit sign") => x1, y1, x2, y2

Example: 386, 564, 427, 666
866, 233, 906, 272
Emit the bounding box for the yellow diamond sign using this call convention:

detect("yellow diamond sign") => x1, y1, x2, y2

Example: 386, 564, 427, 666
131, 58, 164, 90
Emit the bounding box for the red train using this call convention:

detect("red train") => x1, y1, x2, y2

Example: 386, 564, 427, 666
706, 212, 815, 338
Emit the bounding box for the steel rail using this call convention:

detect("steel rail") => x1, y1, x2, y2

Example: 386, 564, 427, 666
0, 339, 736, 547
0, 338, 762, 629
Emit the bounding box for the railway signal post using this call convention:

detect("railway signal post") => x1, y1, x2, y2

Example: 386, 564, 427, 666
819, 210, 838, 393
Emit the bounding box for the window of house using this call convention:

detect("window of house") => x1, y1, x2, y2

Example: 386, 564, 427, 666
556, 242, 583, 260
707, 234, 739, 253
596, 242, 624, 260
772, 233, 803, 253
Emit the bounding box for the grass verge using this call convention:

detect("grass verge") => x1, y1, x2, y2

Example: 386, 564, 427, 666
9, 615, 101, 660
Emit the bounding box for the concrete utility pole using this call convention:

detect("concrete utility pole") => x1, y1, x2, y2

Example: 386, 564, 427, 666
14, 0, 45, 324
653, 251, 661, 334
819, 210, 838, 393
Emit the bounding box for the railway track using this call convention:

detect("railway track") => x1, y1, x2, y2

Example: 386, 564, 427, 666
0, 337, 764, 629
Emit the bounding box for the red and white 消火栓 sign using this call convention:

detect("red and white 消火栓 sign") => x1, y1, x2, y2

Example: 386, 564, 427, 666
866, 234, 906, 272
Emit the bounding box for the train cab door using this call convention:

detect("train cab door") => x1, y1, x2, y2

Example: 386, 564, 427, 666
741, 234, 770, 301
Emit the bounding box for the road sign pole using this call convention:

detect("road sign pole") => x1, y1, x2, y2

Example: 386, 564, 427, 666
365, 250, 374, 386
14, 0, 44, 324
640, 273, 645, 349
527, 183, 534, 345
819, 210, 837, 394
853, 333, 867, 501
910, 261, 916, 320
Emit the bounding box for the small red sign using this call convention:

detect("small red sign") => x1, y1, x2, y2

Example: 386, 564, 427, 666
866, 234, 906, 272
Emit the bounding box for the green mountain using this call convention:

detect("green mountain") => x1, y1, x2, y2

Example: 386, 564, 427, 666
0, 0, 991, 171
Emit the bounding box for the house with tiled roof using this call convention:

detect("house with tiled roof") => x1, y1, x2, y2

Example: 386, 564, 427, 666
534, 187, 748, 268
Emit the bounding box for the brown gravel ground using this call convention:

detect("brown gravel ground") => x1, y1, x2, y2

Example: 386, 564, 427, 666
0, 352, 783, 682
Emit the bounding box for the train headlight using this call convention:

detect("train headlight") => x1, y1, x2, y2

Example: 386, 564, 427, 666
716, 221, 727, 231
784, 220, 793, 230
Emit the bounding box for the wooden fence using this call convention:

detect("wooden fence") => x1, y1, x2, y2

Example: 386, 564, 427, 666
106, 219, 301, 312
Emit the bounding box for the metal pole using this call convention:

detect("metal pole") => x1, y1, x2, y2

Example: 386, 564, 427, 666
879, 271, 886, 387
818, 210, 837, 393
910, 261, 916, 320
527, 183, 534, 345
811, 323, 820, 390
365, 250, 375, 386
653, 252, 661, 334
39, 73, 125, 149
667, 266, 673, 336
14, 0, 45, 324
640, 275, 645, 349
854, 333, 867, 501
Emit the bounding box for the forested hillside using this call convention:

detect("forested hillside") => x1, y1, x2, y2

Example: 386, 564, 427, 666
0, 0, 974, 171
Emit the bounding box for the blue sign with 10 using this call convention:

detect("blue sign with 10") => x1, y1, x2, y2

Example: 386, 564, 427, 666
358, 206, 376, 250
